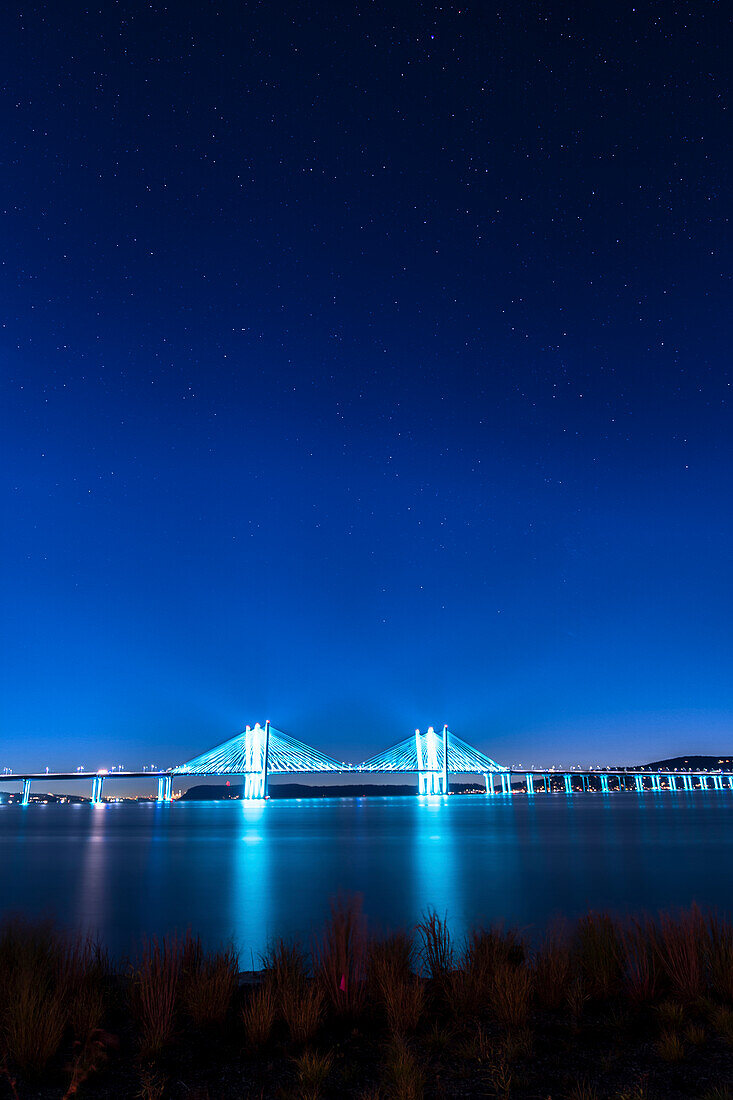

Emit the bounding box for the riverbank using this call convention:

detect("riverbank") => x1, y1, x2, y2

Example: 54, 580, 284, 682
2, 903, 733, 1099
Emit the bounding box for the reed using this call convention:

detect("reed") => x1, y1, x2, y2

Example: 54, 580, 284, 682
315, 895, 368, 1017
129, 935, 182, 1056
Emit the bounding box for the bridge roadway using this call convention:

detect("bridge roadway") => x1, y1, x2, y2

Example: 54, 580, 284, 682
5, 768, 733, 805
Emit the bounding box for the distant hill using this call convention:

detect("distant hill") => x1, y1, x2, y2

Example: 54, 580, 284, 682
637, 755, 733, 771
179, 781, 484, 801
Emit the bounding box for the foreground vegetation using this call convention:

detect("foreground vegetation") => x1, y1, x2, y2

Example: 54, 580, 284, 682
3, 903, 733, 1098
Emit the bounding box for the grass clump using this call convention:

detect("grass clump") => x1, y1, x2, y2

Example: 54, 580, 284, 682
293, 1047, 333, 1100
651, 905, 706, 1002
282, 983, 324, 1044
383, 1038, 425, 1100
655, 1030, 685, 1062
180, 935, 239, 1028
129, 935, 182, 1056
367, 930, 423, 1034
315, 895, 368, 1018
575, 912, 623, 999
241, 983, 277, 1048
0, 917, 72, 1073
533, 926, 572, 1010
416, 909, 453, 988
491, 960, 533, 1028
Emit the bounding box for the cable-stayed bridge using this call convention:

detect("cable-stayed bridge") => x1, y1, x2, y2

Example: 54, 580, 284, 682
6, 722, 733, 804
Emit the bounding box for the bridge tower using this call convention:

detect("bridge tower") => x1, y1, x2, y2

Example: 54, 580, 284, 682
243, 721, 270, 800
415, 726, 449, 795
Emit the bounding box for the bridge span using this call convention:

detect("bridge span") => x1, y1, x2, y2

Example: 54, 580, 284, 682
6, 723, 733, 804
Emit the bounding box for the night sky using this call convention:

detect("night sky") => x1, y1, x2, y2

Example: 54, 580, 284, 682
2, 1, 731, 777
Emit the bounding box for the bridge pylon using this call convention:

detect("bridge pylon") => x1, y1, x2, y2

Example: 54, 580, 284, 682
415, 726, 449, 795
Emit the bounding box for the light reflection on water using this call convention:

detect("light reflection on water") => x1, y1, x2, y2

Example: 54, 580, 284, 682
1, 791, 733, 958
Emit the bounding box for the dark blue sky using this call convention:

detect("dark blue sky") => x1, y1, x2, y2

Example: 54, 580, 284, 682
2, 1, 731, 775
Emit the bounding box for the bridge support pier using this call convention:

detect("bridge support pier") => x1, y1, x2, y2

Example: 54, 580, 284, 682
21, 778, 31, 806
600, 774, 610, 793
564, 773, 572, 794
157, 775, 172, 802
485, 773, 494, 795
525, 773, 534, 794
91, 776, 104, 804
635, 774, 644, 792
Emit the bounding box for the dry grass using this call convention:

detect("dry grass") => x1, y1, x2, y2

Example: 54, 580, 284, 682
707, 913, 733, 1002
383, 1038, 425, 1100
708, 1004, 733, 1044
575, 912, 623, 999
381, 974, 425, 1036
501, 1027, 533, 1062
293, 1047, 333, 1100
451, 924, 524, 1014
262, 937, 309, 994
367, 930, 422, 1032
655, 1029, 685, 1061
622, 920, 658, 1004
491, 961, 532, 1028
655, 999, 685, 1029
533, 927, 572, 1010
683, 1021, 706, 1046
650, 906, 706, 1001
281, 982, 324, 1044
567, 1080, 600, 1100
129, 935, 182, 1056
315, 895, 368, 1017
180, 936, 239, 1027
565, 975, 589, 1023
416, 909, 453, 987
0, 917, 71, 1073
367, 930, 414, 996
241, 983, 277, 1047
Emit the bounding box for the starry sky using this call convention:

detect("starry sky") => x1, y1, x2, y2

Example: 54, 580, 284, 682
2, 1, 731, 779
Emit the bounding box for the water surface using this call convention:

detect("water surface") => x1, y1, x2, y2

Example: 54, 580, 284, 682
1, 792, 732, 959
